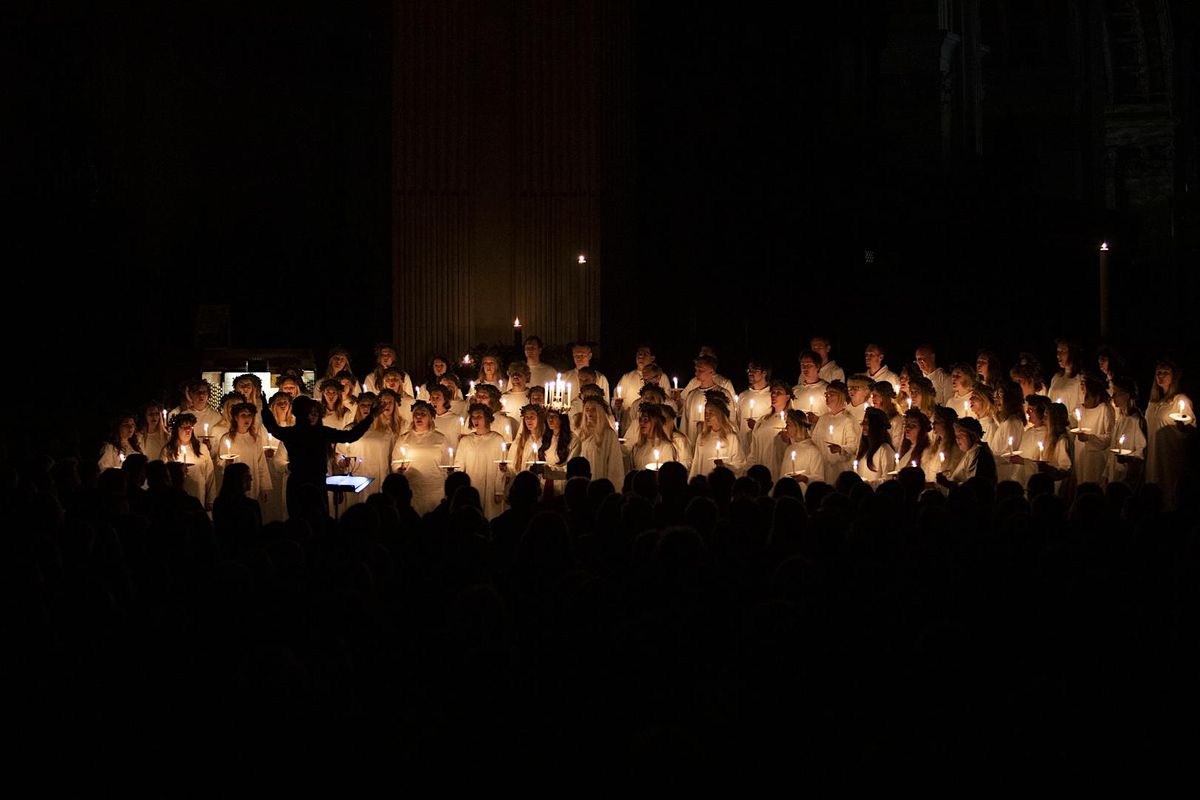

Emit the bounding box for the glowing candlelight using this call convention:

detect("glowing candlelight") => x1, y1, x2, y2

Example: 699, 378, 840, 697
1100, 241, 1109, 251
734, 393, 739, 403
469, 381, 476, 394
1055, 397, 1063, 405
1075, 408, 1082, 424
895, 452, 901, 467
672, 376, 679, 390
853, 459, 859, 472
892, 383, 899, 395
448, 447, 454, 460
1180, 399, 1187, 415
906, 397, 912, 410
910, 460, 917, 468
809, 395, 815, 411
459, 416, 465, 428
791, 449, 797, 473
938, 451, 946, 464
203, 422, 209, 436
1007, 435, 1014, 453
1037, 441, 1045, 460
531, 441, 540, 458
616, 386, 622, 399
401, 446, 408, 459
749, 398, 755, 414
1118, 434, 1126, 449
513, 317, 520, 327
963, 400, 970, 415
653, 448, 661, 469
119, 451, 126, 463
828, 424, 834, 437
462, 354, 471, 365
578, 254, 587, 264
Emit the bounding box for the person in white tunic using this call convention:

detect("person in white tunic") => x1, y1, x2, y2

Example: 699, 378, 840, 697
792, 350, 829, 420
1048, 339, 1083, 414
340, 392, 403, 505
854, 407, 898, 487
975, 350, 1005, 390
98, 414, 142, 472
614, 344, 672, 425
897, 409, 941, 486
363, 343, 415, 397
907, 376, 939, 422
688, 394, 745, 479
318, 379, 354, 430
736, 360, 772, 450
477, 354, 506, 393
500, 362, 532, 418
748, 381, 792, 476
677, 346, 737, 401
417, 355, 464, 402
1010, 357, 1047, 408
393, 400, 451, 515
1006, 397, 1072, 490
915, 344, 952, 404
931, 406, 965, 481
778, 410, 825, 489
948, 364, 979, 420
1144, 359, 1195, 510
619, 383, 672, 448
630, 403, 678, 470
427, 385, 463, 443
312, 347, 359, 400
570, 397, 626, 487
846, 375, 872, 425
159, 412, 216, 510
217, 403, 272, 505
522, 336, 559, 387
1105, 376, 1147, 488
473, 384, 519, 442
1071, 373, 1115, 485
232, 373, 267, 414
137, 402, 170, 467
562, 342, 611, 401
661, 405, 693, 471
938, 417, 997, 488
988, 382, 1028, 484
261, 392, 293, 523
811, 381, 859, 484
543, 410, 573, 471
869, 380, 906, 450
682, 356, 736, 443
454, 403, 510, 519
967, 385, 998, 443
171, 379, 224, 436
863, 343, 900, 390
810, 335, 845, 384
508, 403, 549, 472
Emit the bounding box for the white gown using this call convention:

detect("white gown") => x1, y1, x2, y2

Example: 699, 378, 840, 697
866, 366, 900, 389
897, 443, 941, 484
987, 416, 1027, 483
139, 430, 169, 464
563, 368, 611, 401
631, 439, 677, 470
263, 439, 290, 523
1145, 395, 1195, 509
811, 410, 859, 484
923, 368, 952, 405
735, 387, 770, 450
950, 393, 976, 420
855, 443, 897, 487
570, 426, 626, 487
454, 430, 509, 519
363, 372, 414, 397
681, 386, 737, 444
1013, 427, 1071, 488
887, 414, 906, 452
817, 361, 845, 384
1104, 413, 1147, 487
670, 431, 693, 471
1048, 373, 1082, 414
790, 381, 828, 416
499, 389, 530, 418
218, 433, 274, 501
394, 430, 451, 515
688, 431, 745, 479
528, 362, 559, 388
160, 442, 216, 508
433, 410, 463, 442
779, 439, 824, 488
336, 426, 394, 503
170, 405, 224, 435
1072, 403, 1115, 485
98, 441, 139, 472
748, 412, 788, 480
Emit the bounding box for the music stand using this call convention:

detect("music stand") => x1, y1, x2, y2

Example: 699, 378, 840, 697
325, 474, 374, 519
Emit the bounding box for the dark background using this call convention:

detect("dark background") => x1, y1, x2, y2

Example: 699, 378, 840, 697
6, 1, 1199, 450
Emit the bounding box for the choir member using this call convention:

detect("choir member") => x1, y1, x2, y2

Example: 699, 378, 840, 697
630, 403, 677, 470
392, 400, 452, 515
1072, 372, 1115, 485
1145, 358, 1195, 509
418, 355, 461, 401
500, 362, 531, 417
523, 336, 559, 387
427, 385, 461, 441
869, 380, 906, 451
136, 401, 169, 464
660, 404, 693, 471
678, 346, 737, 399
160, 412, 215, 510
748, 380, 791, 476
276, 375, 304, 399
209, 392, 242, 444
614, 343, 672, 413
453, 402, 509, 519
1049, 339, 1083, 412
989, 381, 1027, 483
915, 344, 952, 404
948, 363, 978, 419
846, 374, 872, 424
907, 376, 939, 421
313, 346, 358, 400
931, 406, 964, 479
937, 417, 996, 488
319, 379, 353, 429
736, 359, 772, 450
261, 391, 293, 523
363, 343, 414, 396
570, 396, 626, 487
682, 355, 728, 441
792, 350, 829, 419
811, 381, 859, 484
217, 402, 272, 505
232, 373, 265, 412
975, 349, 1004, 389
1010, 355, 1047, 403
510, 403, 550, 472
810, 335, 845, 384
967, 384, 998, 440
863, 342, 900, 388
855, 407, 898, 486
1008, 396, 1072, 488
1105, 376, 1146, 488
474, 384, 518, 442
898, 409, 940, 485
563, 342, 610, 401
1095, 346, 1125, 393
779, 409, 824, 487
478, 354, 505, 391
99, 413, 142, 471
544, 410, 572, 471
688, 392, 744, 479
174, 379, 223, 434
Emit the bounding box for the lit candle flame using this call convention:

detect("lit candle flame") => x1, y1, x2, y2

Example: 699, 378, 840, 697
1100, 242, 1109, 251
513, 317, 520, 327
578, 254, 587, 264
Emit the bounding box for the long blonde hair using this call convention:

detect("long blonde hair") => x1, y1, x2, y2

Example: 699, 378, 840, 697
1149, 359, 1183, 403
512, 404, 548, 470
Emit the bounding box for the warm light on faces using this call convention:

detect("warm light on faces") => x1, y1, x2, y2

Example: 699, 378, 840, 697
523, 410, 539, 431
955, 429, 971, 451
470, 410, 487, 430
235, 410, 254, 433
810, 339, 830, 360
915, 349, 934, 371
799, 358, 818, 382
411, 408, 431, 430
865, 348, 883, 371
119, 419, 136, 439
379, 349, 396, 368
432, 359, 448, 376
639, 415, 654, 437
524, 341, 542, 360
635, 348, 654, 368
330, 355, 348, 372
572, 347, 592, 367
323, 386, 340, 404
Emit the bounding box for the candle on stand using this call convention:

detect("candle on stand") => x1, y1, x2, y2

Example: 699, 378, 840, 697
513, 317, 522, 349
790, 449, 797, 474
714, 439, 723, 462
653, 448, 661, 470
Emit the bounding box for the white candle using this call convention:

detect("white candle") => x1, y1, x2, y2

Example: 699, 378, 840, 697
809, 395, 815, 411
749, 398, 755, 414
1180, 399, 1187, 415
963, 400, 970, 415
1075, 408, 1082, 424
653, 448, 661, 469
1037, 441, 1045, 460
616, 386, 622, 399
715, 439, 723, 460
119, 451, 126, 463
791, 450, 797, 473
828, 424, 834, 437
672, 376, 679, 390
463, 354, 471, 365
938, 451, 945, 464
459, 416, 465, 428
906, 398, 912, 410
469, 381, 475, 393
892, 383, 899, 395
401, 446, 408, 459
223, 437, 231, 454
910, 460, 917, 468
203, 422, 209, 436
1007, 435, 1014, 452
853, 459, 859, 472
734, 394, 739, 403
448, 447, 454, 460
1055, 397, 1063, 404
1118, 434, 1126, 447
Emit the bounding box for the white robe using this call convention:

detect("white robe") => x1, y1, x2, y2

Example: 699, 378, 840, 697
454, 430, 508, 519
681, 373, 736, 400
563, 368, 610, 401
681, 385, 736, 443
897, 443, 941, 484
735, 387, 770, 449
218, 433, 273, 500
854, 442, 897, 487
393, 429, 451, 515
1072, 402, 1115, 485
528, 362, 559, 388
812, 410, 859, 484
1048, 373, 1082, 415
987, 416, 1027, 484
1012, 426, 1071, 488
98, 441, 139, 472
139, 430, 169, 464
950, 392, 977, 420
363, 372, 415, 398
336, 426, 395, 503
614, 369, 671, 430
866, 366, 900, 390
688, 431, 745, 479
499, 390, 530, 418
433, 410, 463, 442
1145, 395, 1195, 509
887, 414, 906, 452
570, 426, 626, 488
847, 401, 868, 425
631, 439, 677, 470
1104, 413, 1147, 487
748, 411, 788, 480
790, 381, 829, 416
160, 442, 216, 508
817, 361, 845, 384
779, 439, 824, 489
263, 438, 290, 523
670, 431, 693, 471
923, 367, 952, 405
171, 405, 224, 435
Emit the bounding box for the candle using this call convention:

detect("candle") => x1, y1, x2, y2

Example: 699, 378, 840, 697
938, 451, 945, 464
791, 449, 797, 473
1180, 399, 1187, 415
531, 442, 540, 458
963, 400, 970, 415
469, 380, 475, 394
1037, 441, 1045, 460
119, 451, 126, 463
910, 460, 917, 468
1055, 397, 1063, 405
749, 398, 755, 414
828, 424, 834, 437
401, 446, 408, 459
463, 354, 471, 365
448, 447, 454, 460
653, 448, 661, 469
616, 386, 622, 399
203, 422, 209, 436
501, 442, 509, 461
895, 452, 901, 468
853, 459, 859, 472
809, 395, 815, 411
224, 437, 231, 454
499, 379, 505, 390
1075, 408, 1082, 424
906, 397, 912, 410
1007, 435, 1014, 453
1118, 434, 1126, 447
672, 376, 679, 390
715, 439, 723, 462
459, 416, 465, 428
